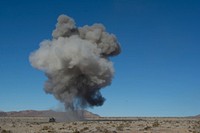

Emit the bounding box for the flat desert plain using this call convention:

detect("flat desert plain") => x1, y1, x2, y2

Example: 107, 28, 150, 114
0, 117, 200, 133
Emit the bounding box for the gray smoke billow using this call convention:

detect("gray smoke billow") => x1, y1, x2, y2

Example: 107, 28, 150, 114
29, 14, 121, 111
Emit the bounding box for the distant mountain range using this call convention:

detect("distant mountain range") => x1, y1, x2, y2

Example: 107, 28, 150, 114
0, 110, 99, 119
0, 110, 199, 118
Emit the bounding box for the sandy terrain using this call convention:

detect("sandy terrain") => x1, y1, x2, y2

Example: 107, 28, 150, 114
0, 117, 200, 133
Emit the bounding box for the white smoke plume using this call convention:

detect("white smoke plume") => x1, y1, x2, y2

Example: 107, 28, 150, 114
29, 14, 121, 111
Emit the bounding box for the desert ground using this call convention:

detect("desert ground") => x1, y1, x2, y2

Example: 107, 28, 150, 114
0, 117, 200, 133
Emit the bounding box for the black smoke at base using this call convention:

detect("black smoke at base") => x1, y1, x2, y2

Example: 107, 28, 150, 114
29, 14, 121, 112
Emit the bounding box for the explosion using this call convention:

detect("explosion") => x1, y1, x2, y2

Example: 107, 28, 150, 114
29, 15, 121, 111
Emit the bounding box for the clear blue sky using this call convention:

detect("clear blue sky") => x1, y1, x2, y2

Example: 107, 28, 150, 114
0, 0, 200, 117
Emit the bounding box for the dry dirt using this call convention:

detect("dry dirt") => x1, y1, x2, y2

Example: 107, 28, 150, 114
0, 117, 200, 133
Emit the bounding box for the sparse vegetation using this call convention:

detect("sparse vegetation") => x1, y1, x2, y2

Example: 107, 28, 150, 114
112, 124, 116, 127
40, 125, 56, 133
144, 126, 151, 130
72, 129, 80, 133
116, 124, 124, 131
95, 126, 100, 130
0, 117, 200, 133
124, 121, 130, 127
95, 126, 103, 132
1, 129, 12, 133
68, 125, 72, 129
80, 126, 89, 132
42, 126, 49, 130
152, 121, 160, 127
72, 122, 77, 125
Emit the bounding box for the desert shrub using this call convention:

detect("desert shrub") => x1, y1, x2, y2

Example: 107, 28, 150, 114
72, 129, 80, 133
1, 129, 12, 133
116, 124, 124, 131
47, 130, 56, 133
144, 126, 151, 130
95, 126, 103, 132
152, 121, 160, 127
138, 124, 144, 127
41, 125, 55, 133
72, 122, 77, 125
80, 127, 89, 132
112, 124, 115, 127
42, 126, 49, 130
103, 129, 110, 133
68, 125, 72, 129
83, 127, 89, 130
188, 129, 193, 132
82, 122, 87, 125
124, 122, 130, 127
95, 126, 100, 130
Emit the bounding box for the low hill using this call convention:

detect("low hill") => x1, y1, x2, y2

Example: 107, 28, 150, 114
195, 114, 200, 118
0, 111, 7, 117
0, 110, 99, 120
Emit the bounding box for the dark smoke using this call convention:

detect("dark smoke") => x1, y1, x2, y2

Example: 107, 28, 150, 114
29, 14, 121, 111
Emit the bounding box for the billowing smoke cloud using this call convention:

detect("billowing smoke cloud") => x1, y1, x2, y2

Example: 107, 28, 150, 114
29, 15, 121, 111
